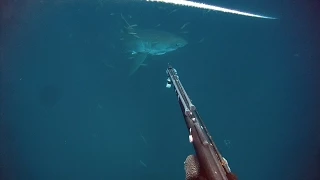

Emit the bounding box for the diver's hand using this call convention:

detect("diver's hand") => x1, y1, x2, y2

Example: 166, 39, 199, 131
184, 155, 206, 180
184, 155, 238, 180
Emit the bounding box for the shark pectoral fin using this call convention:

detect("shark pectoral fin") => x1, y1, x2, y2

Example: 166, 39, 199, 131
129, 53, 148, 76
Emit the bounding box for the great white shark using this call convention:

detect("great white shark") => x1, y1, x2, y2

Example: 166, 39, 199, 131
120, 15, 188, 75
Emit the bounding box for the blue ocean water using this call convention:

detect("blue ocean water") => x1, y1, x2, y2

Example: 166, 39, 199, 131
1, 0, 319, 180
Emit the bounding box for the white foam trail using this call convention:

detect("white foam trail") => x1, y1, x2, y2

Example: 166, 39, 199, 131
146, 0, 276, 19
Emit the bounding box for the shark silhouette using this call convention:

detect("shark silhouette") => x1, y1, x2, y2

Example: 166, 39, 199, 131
120, 14, 188, 75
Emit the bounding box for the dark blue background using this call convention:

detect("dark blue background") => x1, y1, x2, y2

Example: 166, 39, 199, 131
1, 0, 319, 179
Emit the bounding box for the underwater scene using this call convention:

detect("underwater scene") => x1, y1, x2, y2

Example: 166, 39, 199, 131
1, 0, 320, 180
